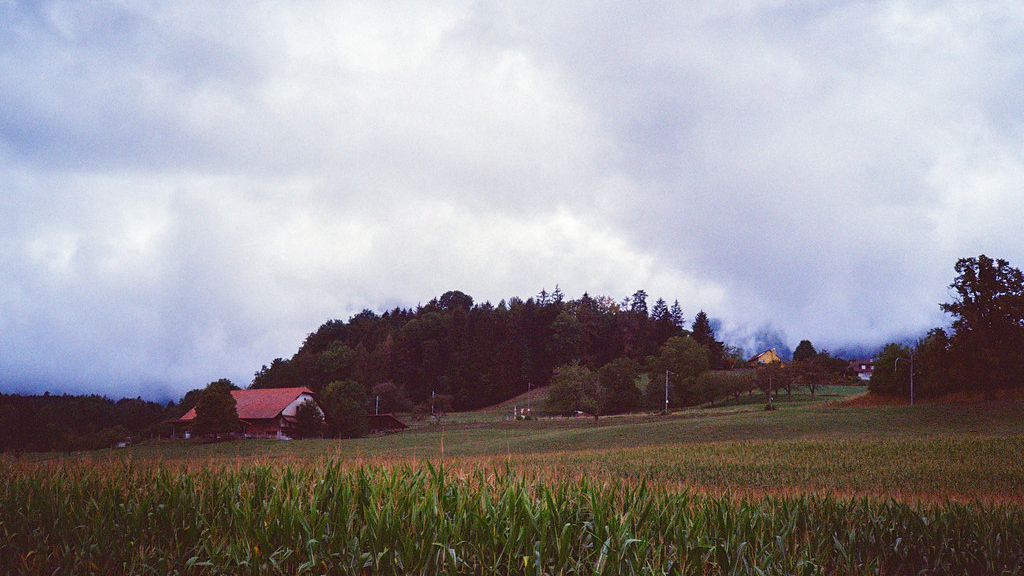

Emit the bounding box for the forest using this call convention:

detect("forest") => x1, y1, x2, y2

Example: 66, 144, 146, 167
248, 289, 741, 412
0, 393, 166, 453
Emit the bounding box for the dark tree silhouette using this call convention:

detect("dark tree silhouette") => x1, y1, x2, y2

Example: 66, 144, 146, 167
941, 255, 1024, 390
246, 289, 736, 412
292, 399, 325, 438
793, 340, 817, 362
691, 311, 727, 369
191, 379, 242, 437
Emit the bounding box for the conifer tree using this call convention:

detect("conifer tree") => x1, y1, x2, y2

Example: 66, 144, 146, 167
793, 340, 817, 362
669, 300, 685, 329
691, 311, 727, 369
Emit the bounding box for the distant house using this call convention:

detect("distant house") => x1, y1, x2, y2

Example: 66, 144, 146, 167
748, 348, 783, 367
849, 359, 875, 382
169, 387, 324, 439
366, 413, 408, 434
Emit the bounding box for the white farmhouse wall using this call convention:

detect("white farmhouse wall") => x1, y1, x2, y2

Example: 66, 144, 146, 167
281, 392, 323, 417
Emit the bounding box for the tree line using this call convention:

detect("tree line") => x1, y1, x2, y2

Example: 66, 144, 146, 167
0, 393, 166, 453
248, 289, 742, 412
545, 335, 852, 417
249, 287, 855, 421
870, 254, 1024, 399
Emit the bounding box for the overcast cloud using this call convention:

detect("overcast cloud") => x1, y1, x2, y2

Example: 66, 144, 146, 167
2, 1, 1023, 400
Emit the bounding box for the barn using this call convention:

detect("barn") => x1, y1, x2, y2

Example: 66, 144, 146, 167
366, 413, 408, 434
170, 387, 323, 439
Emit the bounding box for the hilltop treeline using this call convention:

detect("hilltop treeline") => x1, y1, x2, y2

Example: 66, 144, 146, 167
250, 289, 734, 411
0, 393, 166, 453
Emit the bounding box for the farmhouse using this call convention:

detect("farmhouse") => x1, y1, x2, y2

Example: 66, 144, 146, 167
849, 359, 875, 381
171, 387, 323, 439
748, 348, 783, 367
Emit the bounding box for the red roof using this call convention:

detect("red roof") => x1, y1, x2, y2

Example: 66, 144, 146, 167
176, 387, 315, 422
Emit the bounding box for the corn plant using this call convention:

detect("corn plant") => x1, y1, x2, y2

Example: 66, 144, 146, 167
1, 460, 1022, 575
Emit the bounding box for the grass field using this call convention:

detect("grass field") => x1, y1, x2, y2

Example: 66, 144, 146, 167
3, 387, 1023, 574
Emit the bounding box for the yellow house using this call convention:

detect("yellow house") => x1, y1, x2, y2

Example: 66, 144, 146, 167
748, 348, 783, 366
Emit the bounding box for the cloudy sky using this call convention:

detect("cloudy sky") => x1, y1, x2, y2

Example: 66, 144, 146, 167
2, 1, 1023, 401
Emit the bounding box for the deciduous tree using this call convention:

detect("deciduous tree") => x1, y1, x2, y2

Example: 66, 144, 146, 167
546, 361, 601, 417
597, 358, 641, 414
191, 379, 242, 437
755, 362, 786, 410
647, 336, 712, 408
869, 343, 913, 397
940, 254, 1024, 390
291, 399, 325, 439
694, 370, 757, 406
913, 328, 951, 396
369, 381, 412, 413
320, 380, 368, 438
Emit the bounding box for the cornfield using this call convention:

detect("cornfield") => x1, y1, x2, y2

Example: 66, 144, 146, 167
2, 460, 1022, 575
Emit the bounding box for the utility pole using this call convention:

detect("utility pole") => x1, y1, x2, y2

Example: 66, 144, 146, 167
527, 381, 532, 416
375, 395, 379, 415
664, 370, 673, 414
895, 355, 915, 406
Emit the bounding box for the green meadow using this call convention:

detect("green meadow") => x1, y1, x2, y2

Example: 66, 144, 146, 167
4, 387, 1024, 574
